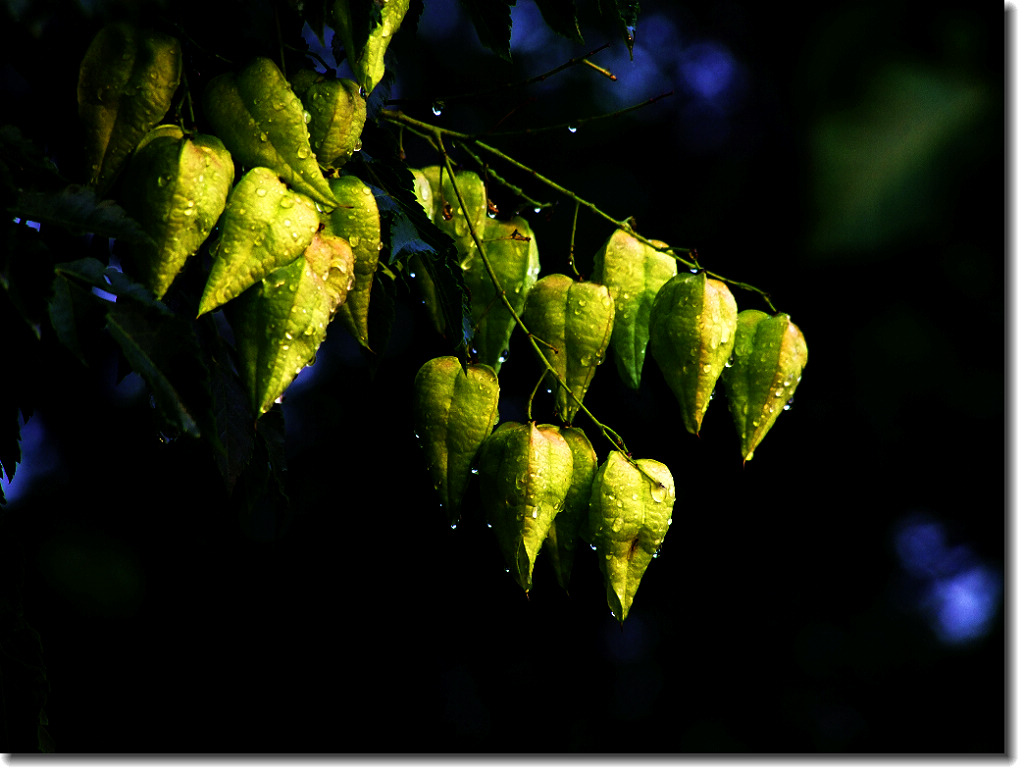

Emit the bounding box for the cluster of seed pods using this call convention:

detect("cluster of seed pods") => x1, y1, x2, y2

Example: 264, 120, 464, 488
79, 25, 378, 417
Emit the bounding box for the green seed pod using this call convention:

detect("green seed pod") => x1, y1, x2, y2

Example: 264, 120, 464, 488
592, 229, 678, 391
436, 169, 488, 259
464, 216, 540, 371
412, 356, 500, 523
119, 125, 234, 298
330, 0, 410, 95
292, 71, 366, 169
543, 426, 598, 591
478, 422, 575, 593
197, 167, 320, 316
202, 57, 338, 209
77, 22, 182, 194
589, 451, 676, 623
231, 231, 356, 415
721, 310, 808, 462
520, 274, 616, 424
326, 175, 381, 348
648, 272, 738, 435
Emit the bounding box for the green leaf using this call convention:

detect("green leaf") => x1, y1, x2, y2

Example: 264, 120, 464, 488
543, 426, 597, 590
458, 0, 515, 62
198, 167, 320, 316
331, 0, 411, 95
119, 126, 234, 298
231, 231, 356, 416
76, 22, 182, 193
648, 272, 738, 436
202, 57, 338, 208
412, 355, 500, 523
589, 451, 675, 623
721, 310, 808, 462
478, 422, 575, 592
326, 174, 382, 347
592, 229, 678, 391
520, 274, 616, 423
533, 0, 585, 45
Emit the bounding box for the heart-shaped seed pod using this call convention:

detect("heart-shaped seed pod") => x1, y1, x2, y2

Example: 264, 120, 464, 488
326, 175, 381, 348
592, 229, 678, 391
648, 272, 738, 435
330, 0, 410, 95
721, 310, 808, 462
520, 274, 616, 423
412, 356, 500, 524
197, 167, 320, 316
463, 216, 540, 371
543, 426, 598, 591
77, 22, 182, 194
230, 231, 356, 415
478, 422, 575, 593
589, 450, 676, 623
119, 125, 234, 298
436, 169, 488, 259
202, 57, 338, 209
291, 70, 366, 169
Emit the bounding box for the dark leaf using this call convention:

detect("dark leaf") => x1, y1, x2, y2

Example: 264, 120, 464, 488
103, 300, 210, 439
533, 0, 584, 44
47, 273, 103, 366
11, 186, 155, 247
0, 124, 65, 192
363, 271, 397, 378
199, 317, 256, 494
458, 0, 515, 62
599, 0, 638, 57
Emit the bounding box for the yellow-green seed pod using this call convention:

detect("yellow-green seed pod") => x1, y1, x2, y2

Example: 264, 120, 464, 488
435, 169, 488, 259
589, 451, 675, 623
292, 71, 366, 169
77, 22, 182, 194
197, 167, 320, 316
202, 57, 338, 209
520, 274, 616, 424
327, 174, 381, 348
721, 310, 808, 462
412, 356, 501, 523
478, 422, 575, 593
463, 216, 540, 371
592, 229, 678, 391
120, 125, 233, 298
543, 426, 598, 591
648, 272, 738, 435
231, 232, 356, 416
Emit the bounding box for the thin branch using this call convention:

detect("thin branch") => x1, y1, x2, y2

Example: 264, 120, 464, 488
380, 109, 778, 312
391, 43, 614, 111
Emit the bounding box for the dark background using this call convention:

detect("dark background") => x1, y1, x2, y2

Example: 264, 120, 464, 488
0, 0, 1006, 755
